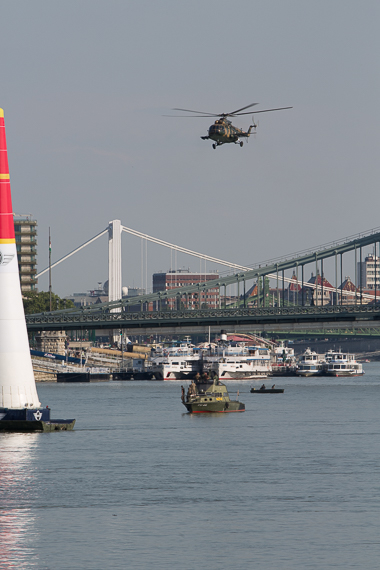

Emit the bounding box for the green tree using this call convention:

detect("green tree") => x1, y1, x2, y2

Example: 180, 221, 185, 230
23, 291, 75, 314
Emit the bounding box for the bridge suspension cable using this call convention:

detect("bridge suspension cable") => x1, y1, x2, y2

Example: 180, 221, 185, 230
121, 225, 251, 271
36, 229, 108, 278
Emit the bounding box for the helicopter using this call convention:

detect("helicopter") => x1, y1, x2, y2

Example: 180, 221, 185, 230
168, 103, 292, 149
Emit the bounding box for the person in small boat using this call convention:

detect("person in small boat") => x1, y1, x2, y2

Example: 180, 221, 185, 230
271, 384, 275, 389
260, 384, 266, 390
181, 385, 185, 403
194, 372, 201, 382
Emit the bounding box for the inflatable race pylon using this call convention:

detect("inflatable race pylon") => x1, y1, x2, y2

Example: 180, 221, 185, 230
0, 108, 74, 431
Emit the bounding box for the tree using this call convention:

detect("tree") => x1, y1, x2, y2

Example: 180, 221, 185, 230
22, 291, 75, 314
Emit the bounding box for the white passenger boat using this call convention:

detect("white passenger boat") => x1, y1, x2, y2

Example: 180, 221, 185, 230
323, 349, 364, 377
149, 341, 202, 380
203, 340, 271, 380
296, 348, 324, 377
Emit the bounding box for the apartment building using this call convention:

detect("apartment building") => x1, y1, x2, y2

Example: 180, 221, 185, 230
357, 254, 380, 290
153, 269, 219, 309
14, 215, 38, 292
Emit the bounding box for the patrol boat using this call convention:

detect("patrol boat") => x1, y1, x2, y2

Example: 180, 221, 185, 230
181, 375, 245, 413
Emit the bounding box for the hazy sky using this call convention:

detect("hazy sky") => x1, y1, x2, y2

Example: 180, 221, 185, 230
1, 1, 379, 296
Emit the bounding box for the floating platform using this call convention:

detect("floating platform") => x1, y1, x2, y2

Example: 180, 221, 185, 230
57, 372, 111, 383
112, 371, 155, 380
0, 407, 75, 432
112, 371, 134, 380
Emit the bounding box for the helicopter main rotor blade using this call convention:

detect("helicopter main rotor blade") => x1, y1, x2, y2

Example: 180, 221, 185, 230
227, 106, 293, 117
164, 104, 292, 118
228, 103, 259, 116
171, 108, 221, 116
163, 114, 220, 118
245, 106, 293, 115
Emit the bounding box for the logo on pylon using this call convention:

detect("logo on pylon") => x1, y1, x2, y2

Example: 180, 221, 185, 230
0, 251, 14, 266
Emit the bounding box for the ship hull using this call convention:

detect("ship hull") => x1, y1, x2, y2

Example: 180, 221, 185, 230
271, 366, 297, 376
184, 401, 245, 413
155, 371, 200, 380
325, 371, 364, 377
219, 371, 268, 380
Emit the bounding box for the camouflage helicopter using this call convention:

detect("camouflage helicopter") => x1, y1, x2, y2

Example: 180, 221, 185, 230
168, 103, 292, 149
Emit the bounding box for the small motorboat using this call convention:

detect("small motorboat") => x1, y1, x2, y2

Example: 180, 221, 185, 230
250, 386, 284, 394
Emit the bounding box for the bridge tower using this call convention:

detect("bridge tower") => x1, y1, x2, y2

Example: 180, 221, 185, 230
108, 219, 122, 305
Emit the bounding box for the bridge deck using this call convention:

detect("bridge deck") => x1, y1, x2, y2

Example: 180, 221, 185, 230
26, 304, 380, 333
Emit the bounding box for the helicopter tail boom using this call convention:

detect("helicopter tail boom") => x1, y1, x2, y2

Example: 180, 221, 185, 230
241, 124, 255, 138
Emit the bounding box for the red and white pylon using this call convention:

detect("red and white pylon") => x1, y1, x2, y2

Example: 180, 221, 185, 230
0, 108, 41, 408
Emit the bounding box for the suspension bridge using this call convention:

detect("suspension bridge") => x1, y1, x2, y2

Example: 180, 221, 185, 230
27, 221, 380, 335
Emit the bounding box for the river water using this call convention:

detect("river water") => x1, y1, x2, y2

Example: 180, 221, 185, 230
1, 363, 380, 569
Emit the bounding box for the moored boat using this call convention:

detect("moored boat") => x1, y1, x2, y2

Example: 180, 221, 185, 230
296, 348, 324, 377
149, 340, 202, 380
203, 339, 271, 380
323, 349, 364, 377
181, 376, 245, 413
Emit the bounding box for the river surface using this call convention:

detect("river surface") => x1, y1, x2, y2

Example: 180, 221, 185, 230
1, 363, 380, 569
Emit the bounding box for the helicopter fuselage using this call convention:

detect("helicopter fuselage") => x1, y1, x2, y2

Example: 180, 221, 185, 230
203, 118, 253, 147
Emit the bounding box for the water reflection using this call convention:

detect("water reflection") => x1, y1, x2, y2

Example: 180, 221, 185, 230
0, 433, 40, 569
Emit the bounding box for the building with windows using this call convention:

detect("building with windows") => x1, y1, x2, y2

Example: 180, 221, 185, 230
357, 254, 380, 290
153, 269, 219, 309
302, 272, 333, 306
13, 215, 38, 292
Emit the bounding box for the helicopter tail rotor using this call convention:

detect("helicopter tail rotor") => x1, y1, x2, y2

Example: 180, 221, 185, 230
247, 117, 258, 139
